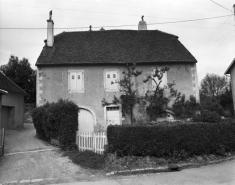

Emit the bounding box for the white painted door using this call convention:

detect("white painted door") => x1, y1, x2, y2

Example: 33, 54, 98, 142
107, 107, 120, 125
79, 109, 94, 132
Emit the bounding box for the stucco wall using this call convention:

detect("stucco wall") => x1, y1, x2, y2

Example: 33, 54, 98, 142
37, 63, 199, 127
1, 92, 24, 128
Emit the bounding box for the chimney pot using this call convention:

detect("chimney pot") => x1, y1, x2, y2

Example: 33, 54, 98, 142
138, 15, 147, 30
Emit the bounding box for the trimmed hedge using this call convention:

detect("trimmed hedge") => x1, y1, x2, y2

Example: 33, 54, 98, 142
32, 99, 79, 150
107, 122, 235, 157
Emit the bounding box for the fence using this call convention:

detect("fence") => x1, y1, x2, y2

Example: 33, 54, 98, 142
76, 131, 107, 154
0, 128, 5, 156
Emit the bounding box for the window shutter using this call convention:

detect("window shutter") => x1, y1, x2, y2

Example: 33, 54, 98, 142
70, 72, 77, 90
76, 71, 83, 91
110, 71, 118, 90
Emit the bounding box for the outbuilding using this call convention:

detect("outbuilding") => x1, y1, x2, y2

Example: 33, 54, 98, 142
0, 71, 27, 129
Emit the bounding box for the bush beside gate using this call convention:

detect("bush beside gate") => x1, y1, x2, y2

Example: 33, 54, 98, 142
106, 121, 235, 157
32, 99, 79, 150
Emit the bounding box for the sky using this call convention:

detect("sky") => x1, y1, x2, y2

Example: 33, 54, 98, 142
0, 0, 234, 83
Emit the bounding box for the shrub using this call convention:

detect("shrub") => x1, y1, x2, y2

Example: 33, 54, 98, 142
201, 102, 225, 116
106, 122, 235, 157
192, 110, 221, 123
32, 99, 79, 150
172, 95, 200, 119
32, 103, 49, 140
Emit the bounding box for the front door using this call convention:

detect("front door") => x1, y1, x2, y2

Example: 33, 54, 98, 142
107, 106, 120, 125
78, 109, 94, 132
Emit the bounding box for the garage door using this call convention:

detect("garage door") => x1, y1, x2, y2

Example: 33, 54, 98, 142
78, 109, 94, 132
1, 106, 14, 129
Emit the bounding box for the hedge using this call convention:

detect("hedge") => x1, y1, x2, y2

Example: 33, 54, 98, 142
107, 122, 235, 157
32, 99, 79, 150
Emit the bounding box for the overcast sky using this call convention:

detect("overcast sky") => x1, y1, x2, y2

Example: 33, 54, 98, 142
0, 0, 234, 82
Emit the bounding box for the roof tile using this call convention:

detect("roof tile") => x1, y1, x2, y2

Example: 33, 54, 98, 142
36, 30, 197, 66
0, 72, 27, 96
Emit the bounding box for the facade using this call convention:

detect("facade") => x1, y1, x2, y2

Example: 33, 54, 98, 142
224, 57, 235, 114
36, 12, 199, 131
0, 72, 27, 129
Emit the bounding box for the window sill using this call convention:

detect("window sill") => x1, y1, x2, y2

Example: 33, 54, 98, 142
68, 90, 85, 93
105, 89, 119, 92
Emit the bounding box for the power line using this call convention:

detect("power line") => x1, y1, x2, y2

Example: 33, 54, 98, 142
0, 1, 202, 16
0, 14, 232, 30
0, 11, 232, 26
209, 0, 233, 12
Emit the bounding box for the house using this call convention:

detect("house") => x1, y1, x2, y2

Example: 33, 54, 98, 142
224, 57, 235, 115
36, 12, 200, 132
0, 71, 27, 129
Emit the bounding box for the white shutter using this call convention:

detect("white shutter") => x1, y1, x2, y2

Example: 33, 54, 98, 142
76, 71, 83, 91
106, 72, 112, 90
70, 72, 77, 91
110, 71, 118, 90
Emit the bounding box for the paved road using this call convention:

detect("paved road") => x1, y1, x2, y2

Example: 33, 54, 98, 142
52, 159, 235, 185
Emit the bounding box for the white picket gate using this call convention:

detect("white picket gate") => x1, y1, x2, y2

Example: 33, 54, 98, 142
76, 131, 107, 154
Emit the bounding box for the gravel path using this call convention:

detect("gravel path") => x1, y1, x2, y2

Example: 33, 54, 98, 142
0, 123, 105, 184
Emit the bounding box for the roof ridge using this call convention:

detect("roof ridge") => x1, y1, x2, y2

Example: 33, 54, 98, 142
60, 29, 178, 38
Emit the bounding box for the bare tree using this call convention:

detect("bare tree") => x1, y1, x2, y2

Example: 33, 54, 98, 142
200, 73, 229, 100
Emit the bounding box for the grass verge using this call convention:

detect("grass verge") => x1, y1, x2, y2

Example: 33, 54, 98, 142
63, 150, 105, 169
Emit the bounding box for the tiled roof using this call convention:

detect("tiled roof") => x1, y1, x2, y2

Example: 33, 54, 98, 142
0, 72, 27, 96
36, 29, 197, 66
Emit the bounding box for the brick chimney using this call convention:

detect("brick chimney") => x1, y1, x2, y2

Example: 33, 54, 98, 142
47, 10, 54, 47
138, 15, 147, 30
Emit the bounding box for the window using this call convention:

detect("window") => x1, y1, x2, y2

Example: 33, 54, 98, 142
68, 70, 84, 93
104, 70, 119, 92
152, 68, 167, 89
